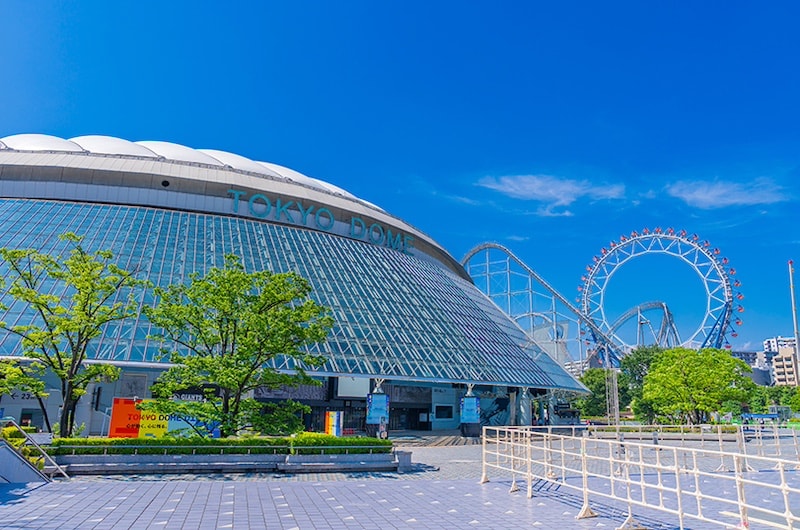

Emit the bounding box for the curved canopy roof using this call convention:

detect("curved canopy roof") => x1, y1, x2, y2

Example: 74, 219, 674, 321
0, 133, 363, 203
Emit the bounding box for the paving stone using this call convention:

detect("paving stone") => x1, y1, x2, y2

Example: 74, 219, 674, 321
0, 444, 778, 529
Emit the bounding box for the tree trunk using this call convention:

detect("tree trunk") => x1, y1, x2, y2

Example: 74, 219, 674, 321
36, 395, 52, 433
221, 391, 233, 437
60, 397, 77, 437
60, 380, 78, 437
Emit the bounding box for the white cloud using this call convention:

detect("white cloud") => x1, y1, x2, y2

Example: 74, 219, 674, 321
446, 195, 482, 206
666, 178, 787, 209
476, 174, 625, 216
536, 205, 575, 217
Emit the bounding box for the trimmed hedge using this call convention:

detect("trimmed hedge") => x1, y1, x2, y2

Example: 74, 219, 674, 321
590, 425, 739, 434
2, 425, 45, 469
47, 432, 392, 456
2, 425, 37, 441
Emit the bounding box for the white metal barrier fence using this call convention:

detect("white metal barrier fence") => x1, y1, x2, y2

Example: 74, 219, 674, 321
481, 425, 800, 530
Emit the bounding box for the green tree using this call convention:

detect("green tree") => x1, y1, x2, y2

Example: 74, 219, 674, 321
643, 347, 754, 424
0, 233, 139, 437
747, 385, 797, 414
575, 368, 631, 418
620, 345, 662, 424
143, 255, 333, 437
576, 368, 609, 417
0, 359, 50, 431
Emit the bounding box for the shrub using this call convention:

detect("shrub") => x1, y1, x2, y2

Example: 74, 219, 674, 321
46, 434, 392, 456
2, 425, 45, 469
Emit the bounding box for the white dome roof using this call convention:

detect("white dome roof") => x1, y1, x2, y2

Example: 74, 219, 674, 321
198, 149, 283, 177
1, 134, 84, 152
0, 133, 361, 200
258, 161, 357, 200
136, 141, 226, 166
69, 135, 159, 158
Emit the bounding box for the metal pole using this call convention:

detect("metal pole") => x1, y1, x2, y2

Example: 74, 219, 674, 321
790, 260, 800, 381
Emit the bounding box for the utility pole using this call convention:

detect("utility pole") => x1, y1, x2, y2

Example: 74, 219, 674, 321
604, 345, 620, 426
790, 260, 800, 374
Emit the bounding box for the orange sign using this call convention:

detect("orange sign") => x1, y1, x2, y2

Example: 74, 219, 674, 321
108, 397, 171, 438
108, 398, 142, 438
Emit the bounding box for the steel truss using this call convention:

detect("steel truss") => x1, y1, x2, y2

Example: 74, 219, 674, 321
462, 243, 623, 369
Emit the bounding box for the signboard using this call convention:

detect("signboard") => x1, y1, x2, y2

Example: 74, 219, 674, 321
108, 397, 213, 438
108, 398, 143, 438
460, 396, 480, 424
27, 432, 53, 445
171, 385, 221, 402
366, 393, 389, 425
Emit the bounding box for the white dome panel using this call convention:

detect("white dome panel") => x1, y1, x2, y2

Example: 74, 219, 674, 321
136, 141, 225, 166
198, 149, 282, 177
257, 162, 355, 198
70, 135, 159, 158
360, 199, 386, 213
0, 134, 84, 152
257, 161, 320, 187
308, 177, 357, 199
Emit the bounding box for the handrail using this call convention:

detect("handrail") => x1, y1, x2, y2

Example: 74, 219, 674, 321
1, 416, 69, 479
482, 425, 800, 529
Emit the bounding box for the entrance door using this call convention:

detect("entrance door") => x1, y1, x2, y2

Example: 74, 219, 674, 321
388, 407, 430, 430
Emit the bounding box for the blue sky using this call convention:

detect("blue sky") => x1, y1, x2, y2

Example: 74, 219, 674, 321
1, 1, 798, 351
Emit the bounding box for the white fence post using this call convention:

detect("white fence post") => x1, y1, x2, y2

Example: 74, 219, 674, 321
575, 435, 597, 520
526, 428, 533, 499
480, 426, 489, 484
732, 454, 750, 530
509, 428, 519, 493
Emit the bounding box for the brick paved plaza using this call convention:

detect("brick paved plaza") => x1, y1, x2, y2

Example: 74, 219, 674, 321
0, 444, 747, 529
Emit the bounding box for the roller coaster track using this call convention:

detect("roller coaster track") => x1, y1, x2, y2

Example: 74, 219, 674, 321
607, 300, 681, 348
462, 242, 625, 366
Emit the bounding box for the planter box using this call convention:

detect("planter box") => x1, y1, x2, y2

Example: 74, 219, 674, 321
53, 451, 401, 475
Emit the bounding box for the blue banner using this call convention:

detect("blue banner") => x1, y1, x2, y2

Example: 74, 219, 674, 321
366, 393, 389, 424
460, 396, 480, 423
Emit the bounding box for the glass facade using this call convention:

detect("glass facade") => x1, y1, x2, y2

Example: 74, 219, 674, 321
0, 199, 581, 391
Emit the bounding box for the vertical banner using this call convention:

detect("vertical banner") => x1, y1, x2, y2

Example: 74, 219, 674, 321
460, 396, 480, 424
325, 411, 343, 436
366, 393, 389, 424
108, 398, 141, 438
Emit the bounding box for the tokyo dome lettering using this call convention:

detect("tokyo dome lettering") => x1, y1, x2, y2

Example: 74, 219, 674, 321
228, 189, 414, 254
348, 218, 413, 253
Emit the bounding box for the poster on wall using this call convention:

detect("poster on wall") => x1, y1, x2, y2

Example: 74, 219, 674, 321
460, 396, 480, 424
366, 393, 389, 424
